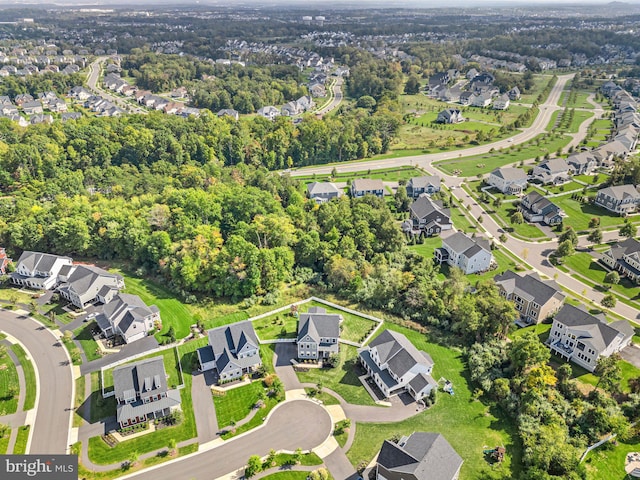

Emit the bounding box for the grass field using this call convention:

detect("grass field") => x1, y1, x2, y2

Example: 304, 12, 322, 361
304, 388, 341, 405
295, 166, 425, 184
10, 344, 36, 411
519, 74, 555, 104
89, 371, 117, 423
551, 195, 639, 232
508, 322, 552, 342
213, 381, 266, 428
73, 321, 101, 362
346, 323, 521, 479
0, 348, 19, 415
559, 90, 594, 110
13, 425, 29, 454
297, 345, 379, 406
433, 134, 572, 177
490, 202, 550, 240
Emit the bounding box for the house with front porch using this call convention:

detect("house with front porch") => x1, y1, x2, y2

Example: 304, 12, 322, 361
601, 238, 640, 283
487, 167, 528, 194
494, 270, 566, 325
197, 321, 262, 382
297, 306, 341, 361
351, 179, 385, 198
113, 357, 181, 429
434, 232, 493, 274
95, 293, 160, 344
518, 191, 564, 225
10, 251, 73, 290
406, 176, 441, 197
547, 304, 633, 372
57, 265, 124, 309
358, 329, 437, 401
595, 184, 640, 215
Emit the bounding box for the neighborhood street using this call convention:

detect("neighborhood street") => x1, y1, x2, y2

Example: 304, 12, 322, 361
315, 76, 344, 117
86, 57, 145, 114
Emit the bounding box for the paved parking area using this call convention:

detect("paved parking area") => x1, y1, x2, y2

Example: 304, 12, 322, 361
621, 344, 640, 369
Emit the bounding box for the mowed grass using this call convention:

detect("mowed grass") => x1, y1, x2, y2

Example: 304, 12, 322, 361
490, 202, 549, 240
13, 425, 29, 454
296, 345, 379, 406
73, 321, 101, 362
116, 270, 194, 339
433, 134, 572, 177
584, 429, 640, 479
346, 323, 521, 479
0, 428, 10, 454
10, 344, 36, 411
551, 194, 638, 232
295, 166, 425, 184
213, 380, 265, 428
0, 348, 19, 415
519, 74, 555, 104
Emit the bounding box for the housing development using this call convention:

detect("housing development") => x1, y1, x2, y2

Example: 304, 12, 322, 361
4, 2, 640, 480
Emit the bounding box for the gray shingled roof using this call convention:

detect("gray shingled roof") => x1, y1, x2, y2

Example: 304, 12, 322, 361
96, 293, 159, 340
297, 306, 341, 342
605, 238, 640, 262
494, 270, 565, 307
113, 357, 168, 401
598, 184, 640, 201
408, 176, 440, 189
207, 321, 260, 373
491, 167, 528, 181
367, 330, 433, 378
352, 178, 384, 191
443, 232, 490, 257
410, 196, 449, 221
307, 182, 341, 196
16, 251, 72, 273
377, 432, 463, 480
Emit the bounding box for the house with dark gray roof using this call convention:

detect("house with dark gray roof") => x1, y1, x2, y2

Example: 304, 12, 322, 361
307, 182, 343, 204
487, 167, 528, 194
434, 232, 493, 275
518, 191, 564, 225
358, 329, 436, 401
547, 304, 634, 372
406, 176, 441, 198
531, 158, 572, 185
375, 432, 463, 480
494, 270, 566, 325
10, 251, 73, 290
567, 151, 598, 175
113, 357, 181, 428
57, 265, 124, 309
297, 306, 341, 361
403, 196, 452, 237
351, 179, 385, 198
197, 321, 261, 382
436, 108, 464, 124
595, 184, 640, 215
95, 293, 160, 344
601, 238, 640, 283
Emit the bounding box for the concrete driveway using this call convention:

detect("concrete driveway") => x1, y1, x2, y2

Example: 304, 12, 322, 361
620, 344, 640, 369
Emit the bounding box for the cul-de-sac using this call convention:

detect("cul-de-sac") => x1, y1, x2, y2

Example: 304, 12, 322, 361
4, 2, 640, 480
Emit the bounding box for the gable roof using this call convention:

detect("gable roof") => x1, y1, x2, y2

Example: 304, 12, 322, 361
352, 178, 384, 192
208, 321, 259, 357
16, 251, 72, 273
494, 270, 565, 306
368, 330, 433, 378
410, 196, 449, 221
408, 176, 440, 189
490, 167, 528, 181
537, 158, 570, 172
377, 432, 463, 480
63, 265, 122, 296
97, 293, 159, 339
443, 232, 490, 257
598, 184, 640, 201
297, 306, 341, 342
113, 357, 168, 400
307, 182, 341, 196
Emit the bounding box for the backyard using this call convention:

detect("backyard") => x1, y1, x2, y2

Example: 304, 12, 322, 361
584, 427, 640, 480
551, 195, 640, 232
345, 323, 521, 479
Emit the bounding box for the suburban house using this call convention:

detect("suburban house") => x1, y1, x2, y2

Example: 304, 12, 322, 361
567, 152, 598, 175
0, 247, 11, 275
531, 158, 572, 185
595, 185, 640, 215
494, 270, 566, 325
197, 321, 262, 382
518, 191, 564, 225
297, 306, 341, 361
434, 232, 493, 274
403, 196, 452, 237
10, 251, 73, 290
217, 109, 239, 121
508, 86, 521, 100
57, 265, 124, 309
493, 94, 510, 110
257, 106, 280, 120
547, 304, 634, 372
375, 432, 463, 480
406, 176, 441, 197
358, 329, 437, 401
113, 357, 181, 429
307, 182, 343, 203
487, 167, 528, 194
351, 179, 385, 198
471, 93, 492, 108
436, 108, 465, 124
95, 293, 161, 344
601, 238, 640, 283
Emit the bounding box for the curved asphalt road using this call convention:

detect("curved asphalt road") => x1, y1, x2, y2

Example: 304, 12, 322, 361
0, 309, 74, 454
315, 76, 344, 117
126, 400, 332, 480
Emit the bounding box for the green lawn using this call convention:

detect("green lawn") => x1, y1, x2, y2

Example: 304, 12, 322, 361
260, 344, 276, 375
552, 194, 637, 232
433, 134, 572, 177
295, 166, 425, 184
10, 344, 36, 411
346, 323, 521, 479
213, 381, 266, 428
0, 428, 10, 454
508, 323, 552, 342
221, 395, 281, 440
73, 375, 86, 427
584, 429, 640, 479
519, 74, 555, 104
261, 472, 318, 480
542, 181, 584, 195
490, 202, 549, 240
89, 371, 117, 423
304, 388, 341, 405
0, 350, 19, 415
73, 321, 101, 362
297, 345, 379, 406
116, 270, 195, 339
575, 173, 609, 185
253, 301, 378, 344
203, 311, 249, 331
13, 425, 29, 454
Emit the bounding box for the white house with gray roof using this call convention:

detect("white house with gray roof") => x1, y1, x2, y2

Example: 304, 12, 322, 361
57, 265, 124, 309
601, 238, 640, 283
297, 307, 341, 361
307, 182, 343, 204
406, 176, 441, 198
375, 432, 463, 480
547, 304, 634, 372
434, 232, 493, 275
595, 184, 640, 215
10, 251, 73, 290
487, 167, 528, 194
351, 179, 385, 198
358, 329, 437, 401
494, 270, 565, 325
197, 321, 261, 382
95, 293, 160, 344
113, 357, 181, 429
531, 158, 572, 185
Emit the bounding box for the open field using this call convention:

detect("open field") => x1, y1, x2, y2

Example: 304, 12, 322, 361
519, 74, 555, 104
433, 134, 572, 177
346, 323, 521, 479
0, 429, 9, 454
584, 428, 640, 479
